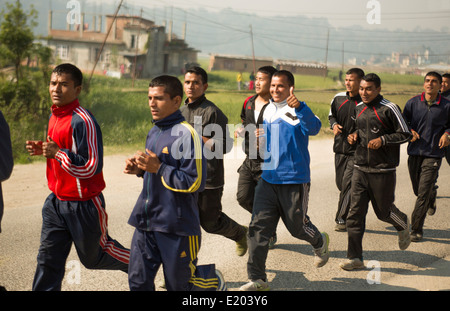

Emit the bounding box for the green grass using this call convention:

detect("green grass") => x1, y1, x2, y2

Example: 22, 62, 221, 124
10, 69, 426, 163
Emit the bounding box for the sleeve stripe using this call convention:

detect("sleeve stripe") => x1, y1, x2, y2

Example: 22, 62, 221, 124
160, 121, 203, 193
56, 107, 99, 178
380, 99, 410, 133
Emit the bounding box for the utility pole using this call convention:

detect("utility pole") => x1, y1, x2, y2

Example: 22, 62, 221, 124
132, 8, 143, 88
87, 0, 124, 90
250, 24, 256, 75
324, 28, 330, 79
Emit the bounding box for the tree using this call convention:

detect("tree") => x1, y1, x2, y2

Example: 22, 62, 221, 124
0, 0, 37, 82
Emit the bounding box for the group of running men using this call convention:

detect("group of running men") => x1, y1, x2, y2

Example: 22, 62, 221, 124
20, 63, 450, 291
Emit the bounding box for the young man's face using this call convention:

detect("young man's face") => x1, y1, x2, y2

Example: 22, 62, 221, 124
359, 80, 381, 104
49, 72, 81, 107
441, 77, 450, 93
255, 72, 271, 97
345, 73, 361, 95
424, 75, 441, 98
184, 72, 208, 103
270, 75, 291, 103
148, 86, 180, 121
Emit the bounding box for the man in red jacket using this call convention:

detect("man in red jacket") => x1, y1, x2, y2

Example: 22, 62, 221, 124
26, 63, 129, 291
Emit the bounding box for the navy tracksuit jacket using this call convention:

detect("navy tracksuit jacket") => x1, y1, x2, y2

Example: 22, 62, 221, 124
128, 110, 219, 291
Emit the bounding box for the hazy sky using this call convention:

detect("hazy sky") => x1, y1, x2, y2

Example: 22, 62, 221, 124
101, 0, 450, 31
20, 0, 446, 33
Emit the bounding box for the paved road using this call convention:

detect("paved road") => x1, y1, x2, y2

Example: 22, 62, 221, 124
1, 138, 450, 291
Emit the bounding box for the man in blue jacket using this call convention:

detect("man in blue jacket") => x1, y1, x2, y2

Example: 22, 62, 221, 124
240, 70, 329, 291
125, 75, 225, 291
440, 73, 450, 165
403, 71, 450, 242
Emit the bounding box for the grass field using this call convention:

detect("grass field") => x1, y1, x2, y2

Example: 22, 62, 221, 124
11, 68, 425, 163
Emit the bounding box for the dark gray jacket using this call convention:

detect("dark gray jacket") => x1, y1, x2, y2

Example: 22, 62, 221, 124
180, 95, 233, 188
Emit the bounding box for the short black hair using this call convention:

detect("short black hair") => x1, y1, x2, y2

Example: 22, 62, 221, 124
362, 73, 381, 88
442, 73, 450, 80
186, 66, 208, 84
346, 68, 365, 79
257, 66, 278, 79
149, 75, 183, 99
425, 71, 442, 84
52, 63, 83, 87
272, 70, 295, 86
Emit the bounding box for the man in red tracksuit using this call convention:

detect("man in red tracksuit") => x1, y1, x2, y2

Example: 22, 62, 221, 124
26, 63, 129, 291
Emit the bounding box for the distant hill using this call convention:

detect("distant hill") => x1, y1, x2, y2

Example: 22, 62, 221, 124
3, 0, 450, 68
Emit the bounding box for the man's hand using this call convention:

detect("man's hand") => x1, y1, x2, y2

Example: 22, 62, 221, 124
348, 132, 358, 145
42, 136, 60, 159
439, 133, 450, 149
287, 87, 300, 108
367, 137, 382, 150
124, 157, 143, 175
333, 124, 343, 136
410, 129, 420, 142
26, 140, 43, 156
134, 149, 161, 173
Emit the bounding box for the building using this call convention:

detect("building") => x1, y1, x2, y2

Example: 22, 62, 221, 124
208, 54, 327, 76
46, 11, 198, 79
208, 54, 273, 73
275, 59, 328, 76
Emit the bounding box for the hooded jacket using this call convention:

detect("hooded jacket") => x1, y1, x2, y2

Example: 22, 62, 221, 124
128, 110, 206, 236
353, 95, 411, 172
47, 99, 105, 201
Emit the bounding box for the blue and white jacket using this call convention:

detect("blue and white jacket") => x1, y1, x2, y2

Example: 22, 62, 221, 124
128, 110, 206, 236
260, 99, 322, 184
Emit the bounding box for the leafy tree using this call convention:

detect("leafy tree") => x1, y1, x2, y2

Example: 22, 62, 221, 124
0, 0, 37, 82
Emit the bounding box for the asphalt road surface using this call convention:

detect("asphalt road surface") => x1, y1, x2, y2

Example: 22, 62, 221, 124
1, 138, 450, 292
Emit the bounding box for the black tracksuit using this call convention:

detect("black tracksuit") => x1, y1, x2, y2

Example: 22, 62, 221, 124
346, 95, 412, 260
328, 92, 361, 225
181, 95, 246, 242
236, 95, 268, 213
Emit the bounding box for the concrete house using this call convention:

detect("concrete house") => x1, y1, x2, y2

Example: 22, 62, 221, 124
46, 11, 198, 78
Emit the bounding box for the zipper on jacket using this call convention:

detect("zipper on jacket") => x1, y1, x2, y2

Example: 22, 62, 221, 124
366, 108, 371, 165
145, 127, 163, 229
52, 117, 59, 198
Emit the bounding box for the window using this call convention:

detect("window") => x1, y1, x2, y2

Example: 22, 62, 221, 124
56, 45, 69, 60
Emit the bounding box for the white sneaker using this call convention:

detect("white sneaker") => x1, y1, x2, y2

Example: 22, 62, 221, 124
239, 279, 270, 291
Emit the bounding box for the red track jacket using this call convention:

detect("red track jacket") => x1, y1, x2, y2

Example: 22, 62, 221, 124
47, 99, 105, 201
